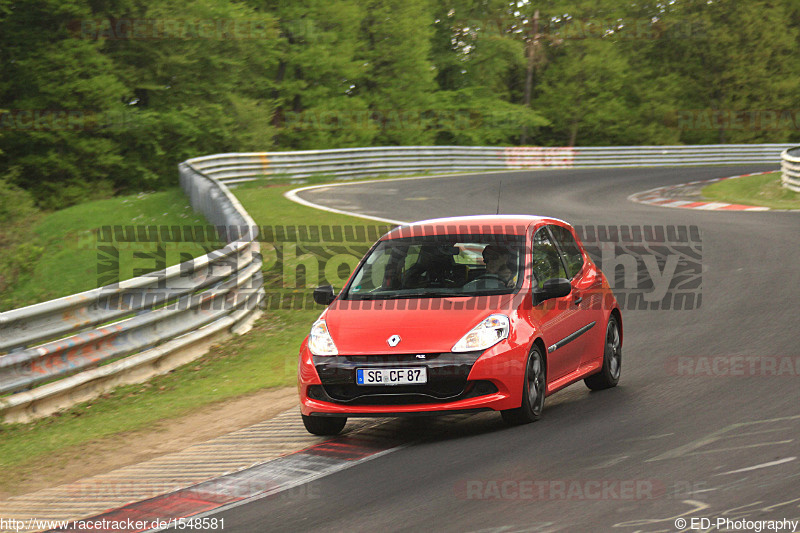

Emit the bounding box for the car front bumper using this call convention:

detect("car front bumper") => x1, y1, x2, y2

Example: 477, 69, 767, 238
298, 341, 527, 416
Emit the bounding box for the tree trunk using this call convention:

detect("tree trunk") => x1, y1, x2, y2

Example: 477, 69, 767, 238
520, 9, 539, 145
569, 121, 578, 147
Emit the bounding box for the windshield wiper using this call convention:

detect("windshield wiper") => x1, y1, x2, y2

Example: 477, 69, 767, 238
414, 291, 470, 298
347, 291, 469, 300
346, 293, 413, 300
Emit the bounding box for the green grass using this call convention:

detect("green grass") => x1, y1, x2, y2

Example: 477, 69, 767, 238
0, 180, 388, 495
702, 171, 800, 210
0, 188, 218, 311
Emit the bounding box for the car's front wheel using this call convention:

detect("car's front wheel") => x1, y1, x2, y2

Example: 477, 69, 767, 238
501, 344, 546, 425
584, 315, 621, 391
302, 414, 347, 436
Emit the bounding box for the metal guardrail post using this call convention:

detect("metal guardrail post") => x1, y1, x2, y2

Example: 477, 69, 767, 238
781, 147, 800, 193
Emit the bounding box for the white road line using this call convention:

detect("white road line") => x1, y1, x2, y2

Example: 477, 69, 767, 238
716, 457, 797, 476
283, 169, 531, 225
283, 182, 406, 225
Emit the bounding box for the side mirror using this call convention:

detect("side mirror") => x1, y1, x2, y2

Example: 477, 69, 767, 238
313, 285, 336, 305
533, 278, 571, 305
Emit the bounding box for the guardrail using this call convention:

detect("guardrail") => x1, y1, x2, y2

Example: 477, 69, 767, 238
0, 163, 265, 423
187, 144, 792, 184
0, 143, 789, 423
781, 147, 800, 192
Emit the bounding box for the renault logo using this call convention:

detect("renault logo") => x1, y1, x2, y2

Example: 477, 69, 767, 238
387, 334, 401, 347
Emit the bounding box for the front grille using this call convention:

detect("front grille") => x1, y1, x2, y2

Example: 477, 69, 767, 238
308, 380, 498, 406
311, 351, 494, 406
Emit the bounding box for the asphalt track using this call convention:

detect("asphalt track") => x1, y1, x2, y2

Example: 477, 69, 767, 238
199, 166, 800, 532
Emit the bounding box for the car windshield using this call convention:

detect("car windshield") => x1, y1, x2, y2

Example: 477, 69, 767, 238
343, 234, 526, 299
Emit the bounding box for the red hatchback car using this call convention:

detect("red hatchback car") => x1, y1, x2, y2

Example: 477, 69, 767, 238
298, 215, 622, 435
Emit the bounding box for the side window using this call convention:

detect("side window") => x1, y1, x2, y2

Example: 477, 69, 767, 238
549, 225, 584, 279
531, 228, 567, 289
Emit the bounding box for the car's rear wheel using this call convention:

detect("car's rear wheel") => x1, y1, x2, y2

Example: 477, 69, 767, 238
584, 315, 621, 391
302, 414, 347, 436
501, 345, 546, 425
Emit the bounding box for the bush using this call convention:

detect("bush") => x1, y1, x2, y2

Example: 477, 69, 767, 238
0, 168, 37, 224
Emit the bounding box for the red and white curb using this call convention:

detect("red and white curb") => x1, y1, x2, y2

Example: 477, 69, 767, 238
628, 171, 774, 211
46, 426, 406, 533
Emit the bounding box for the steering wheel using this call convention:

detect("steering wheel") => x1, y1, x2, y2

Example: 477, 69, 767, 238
473, 273, 509, 288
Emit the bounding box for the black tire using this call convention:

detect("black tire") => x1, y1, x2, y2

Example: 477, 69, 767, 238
584, 315, 621, 391
501, 345, 546, 425
302, 414, 347, 436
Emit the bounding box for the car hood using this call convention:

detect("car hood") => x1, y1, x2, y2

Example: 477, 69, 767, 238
323, 294, 518, 355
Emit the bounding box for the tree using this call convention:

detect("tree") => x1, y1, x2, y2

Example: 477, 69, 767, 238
644, 0, 800, 144
353, 0, 438, 145
428, 0, 548, 145
0, 0, 131, 207
264, 0, 371, 150
103, 0, 281, 187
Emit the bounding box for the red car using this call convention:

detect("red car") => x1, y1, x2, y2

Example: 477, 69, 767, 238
298, 215, 622, 435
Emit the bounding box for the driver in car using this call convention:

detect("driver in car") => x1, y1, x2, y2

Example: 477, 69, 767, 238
481, 245, 516, 287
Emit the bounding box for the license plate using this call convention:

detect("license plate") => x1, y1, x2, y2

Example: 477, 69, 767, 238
356, 367, 427, 386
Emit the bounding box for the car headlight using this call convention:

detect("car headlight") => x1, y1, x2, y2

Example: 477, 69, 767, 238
452, 314, 510, 352
308, 319, 338, 356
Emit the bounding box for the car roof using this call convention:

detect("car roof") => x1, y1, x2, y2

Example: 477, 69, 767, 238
382, 215, 570, 240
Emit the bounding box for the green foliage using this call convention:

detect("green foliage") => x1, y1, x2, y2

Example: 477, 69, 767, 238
353, 0, 437, 145
268, 0, 368, 149
641, 0, 800, 144
2, 0, 800, 209
433, 88, 548, 145
0, 169, 42, 305
0, 167, 36, 224
0, 188, 215, 311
